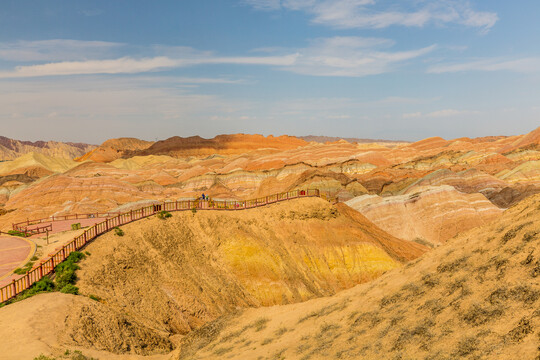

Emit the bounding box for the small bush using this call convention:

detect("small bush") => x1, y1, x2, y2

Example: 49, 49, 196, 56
13, 267, 27, 275
60, 284, 79, 295
462, 304, 504, 326
13, 261, 34, 275
8, 230, 27, 237
89, 294, 101, 302
253, 317, 270, 332
71, 223, 81, 230
114, 227, 124, 236
32, 277, 55, 293
10, 276, 54, 304
33, 355, 56, 360
213, 347, 233, 356
31, 255, 39, 261
55, 251, 85, 290
455, 337, 478, 357
157, 210, 172, 219
84, 251, 91, 256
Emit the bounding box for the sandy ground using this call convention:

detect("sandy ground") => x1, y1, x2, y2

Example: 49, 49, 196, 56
0, 292, 174, 360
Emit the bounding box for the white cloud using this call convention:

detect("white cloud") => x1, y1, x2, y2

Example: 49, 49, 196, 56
0, 39, 122, 62
403, 109, 480, 118
283, 36, 435, 77
244, 0, 497, 31
0, 37, 430, 78
0, 54, 299, 78
244, 0, 281, 10
428, 57, 540, 74
0, 57, 179, 78
403, 112, 422, 119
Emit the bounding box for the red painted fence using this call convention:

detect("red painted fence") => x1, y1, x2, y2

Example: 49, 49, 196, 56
0, 189, 320, 303
13, 213, 122, 233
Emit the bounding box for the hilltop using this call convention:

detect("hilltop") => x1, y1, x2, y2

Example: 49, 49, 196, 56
0, 136, 95, 161
75, 137, 154, 163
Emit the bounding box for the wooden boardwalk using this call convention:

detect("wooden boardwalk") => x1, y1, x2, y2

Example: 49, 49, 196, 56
0, 189, 321, 303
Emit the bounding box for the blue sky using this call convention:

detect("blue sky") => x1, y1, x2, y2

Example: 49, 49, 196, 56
0, 0, 539, 143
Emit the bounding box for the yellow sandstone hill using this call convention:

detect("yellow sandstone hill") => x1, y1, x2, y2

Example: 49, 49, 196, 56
177, 193, 540, 360
0, 197, 426, 359
0, 136, 95, 161
0, 152, 79, 176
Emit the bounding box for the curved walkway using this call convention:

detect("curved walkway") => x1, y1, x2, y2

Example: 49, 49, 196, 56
0, 236, 35, 285
0, 218, 108, 287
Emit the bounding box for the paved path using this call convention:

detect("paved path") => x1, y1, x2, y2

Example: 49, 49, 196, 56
0, 218, 106, 287
0, 236, 34, 286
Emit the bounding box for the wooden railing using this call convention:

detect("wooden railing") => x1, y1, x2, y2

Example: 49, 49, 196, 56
13, 212, 122, 232
0, 189, 320, 303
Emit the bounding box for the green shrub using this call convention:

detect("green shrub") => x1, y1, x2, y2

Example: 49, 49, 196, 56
33, 355, 56, 360
71, 223, 81, 230
54, 251, 85, 290
89, 294, 101, 302
8, 230, 27, 237
114, 227, 124, 236
2, 252, 86, 306
13, 261, 34, 275
157, 210, 172, 219
32, 277, 55, 293
31, 256, 39, 261
8, 276, 55, 304
13, 267, 27, 275
60, 284, 79, 295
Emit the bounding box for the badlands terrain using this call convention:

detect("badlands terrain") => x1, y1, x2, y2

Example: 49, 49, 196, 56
0, 126, 539, 359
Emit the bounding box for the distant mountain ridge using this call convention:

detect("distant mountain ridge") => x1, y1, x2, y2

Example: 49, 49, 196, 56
0, 136, 96, 161
79, 134, 308, 162
299, 135, 410, 144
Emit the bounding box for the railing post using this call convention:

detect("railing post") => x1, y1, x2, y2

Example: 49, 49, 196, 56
11, 280, 16, 298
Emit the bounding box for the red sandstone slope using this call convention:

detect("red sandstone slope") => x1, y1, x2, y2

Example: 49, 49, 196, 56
75, 137, 154, 163
134, 134, 308, 158
502, 125, 540, 152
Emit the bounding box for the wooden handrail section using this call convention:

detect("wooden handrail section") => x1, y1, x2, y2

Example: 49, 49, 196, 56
0, 189, 321, 303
